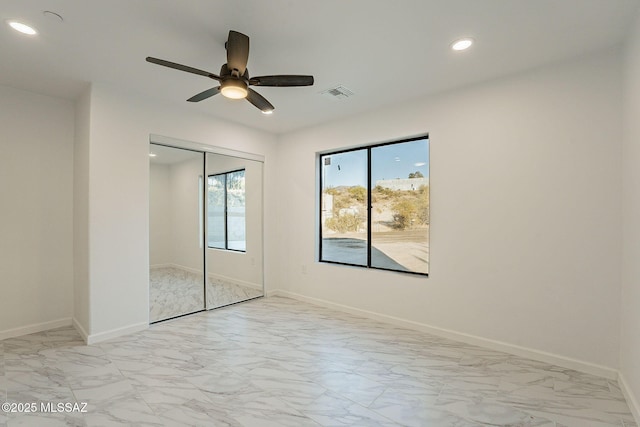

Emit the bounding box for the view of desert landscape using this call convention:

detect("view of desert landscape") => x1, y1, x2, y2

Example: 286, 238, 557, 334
321, 178, 429, 274
320, 137, 429, 274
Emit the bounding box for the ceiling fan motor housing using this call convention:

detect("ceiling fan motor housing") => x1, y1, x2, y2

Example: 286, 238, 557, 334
220, 64, 249, 81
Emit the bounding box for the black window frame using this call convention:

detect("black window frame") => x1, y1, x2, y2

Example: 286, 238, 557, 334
207, 168, 246, 253
318, 134, 429, 277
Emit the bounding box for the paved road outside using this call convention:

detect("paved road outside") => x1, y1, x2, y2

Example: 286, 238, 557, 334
321, 228, 428, 273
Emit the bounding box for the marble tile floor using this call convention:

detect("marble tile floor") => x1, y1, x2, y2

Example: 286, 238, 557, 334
0, 296, 637, 426
205, 276, 262, 313
150, 267, 263, 322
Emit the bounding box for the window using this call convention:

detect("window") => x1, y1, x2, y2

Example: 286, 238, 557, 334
319, 136, 429, 275
208, 169, 246, 251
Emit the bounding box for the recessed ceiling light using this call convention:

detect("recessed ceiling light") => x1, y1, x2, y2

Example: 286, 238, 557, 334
149, 153, 157, 157
7, 21, 38, 35
451, 38, 473, 51
261, 110, 274, 115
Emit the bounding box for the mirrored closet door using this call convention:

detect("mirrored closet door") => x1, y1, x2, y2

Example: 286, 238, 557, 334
149, 144, 206, 322
206, 153, 264, 309
149, 139, 264, 323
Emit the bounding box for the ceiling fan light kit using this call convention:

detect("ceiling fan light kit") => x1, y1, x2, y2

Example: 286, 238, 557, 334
220, 79, 248, 99
146, 30, 314, 113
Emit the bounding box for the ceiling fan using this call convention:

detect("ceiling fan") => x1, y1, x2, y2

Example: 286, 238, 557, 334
146, 30, 314, 114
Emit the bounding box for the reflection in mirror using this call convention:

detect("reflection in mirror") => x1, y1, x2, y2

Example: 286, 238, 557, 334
206, 153, 264, 309
149, 144, 205, 322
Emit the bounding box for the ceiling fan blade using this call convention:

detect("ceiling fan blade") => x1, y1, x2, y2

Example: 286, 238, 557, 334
226, 31, 249, 75
146, 57, 220, 80
249, 75, 314, 87
246, 88, 274, 112
187, 87, 221, 102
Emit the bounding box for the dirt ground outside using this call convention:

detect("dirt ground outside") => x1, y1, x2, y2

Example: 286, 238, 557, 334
322, 188, 429, 273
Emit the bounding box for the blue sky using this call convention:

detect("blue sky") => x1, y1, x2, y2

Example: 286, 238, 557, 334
322, 138, 429, 188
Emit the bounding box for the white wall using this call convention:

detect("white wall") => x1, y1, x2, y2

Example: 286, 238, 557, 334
150, 156, 207, 271
169, 157, 205, 271
276, 48, 623, 370
81, 83, 277, 340
621, 7, 640, 420
0, 85, 74, 337
73, 86, 91, 337
149, 163, 171, 266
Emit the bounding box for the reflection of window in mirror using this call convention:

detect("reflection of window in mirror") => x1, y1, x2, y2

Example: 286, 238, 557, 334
319, 136, 429, 276
208, 169, 246, 252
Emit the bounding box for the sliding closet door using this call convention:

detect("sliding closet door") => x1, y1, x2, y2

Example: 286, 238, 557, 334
206, 153, 264, 309
149, 144, 205, 322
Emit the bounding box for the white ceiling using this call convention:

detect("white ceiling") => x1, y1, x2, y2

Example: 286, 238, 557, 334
1, 0, 637, 134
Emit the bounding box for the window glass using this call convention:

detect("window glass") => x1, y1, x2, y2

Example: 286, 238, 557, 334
371, 139, 429, 274
208, 174, 226, 249
226, 170, 246, 251
319, 137, 429, 275
207, 169, 246, 252
320, 149, 368, 266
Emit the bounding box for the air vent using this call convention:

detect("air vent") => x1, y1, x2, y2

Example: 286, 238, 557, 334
320, 85, 355, 100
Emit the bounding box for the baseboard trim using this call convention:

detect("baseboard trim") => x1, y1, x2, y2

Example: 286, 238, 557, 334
72, 318, 89, 344
0, 318, 73, 341
170, 263, 202, 275
86, 322, 148, 345
150, 263, 171, 270
268, 290, 618, 380
151, 263, 199, 273
619, 371, 640, 424
156, 263, 263, 291
208, 272, 263, 291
